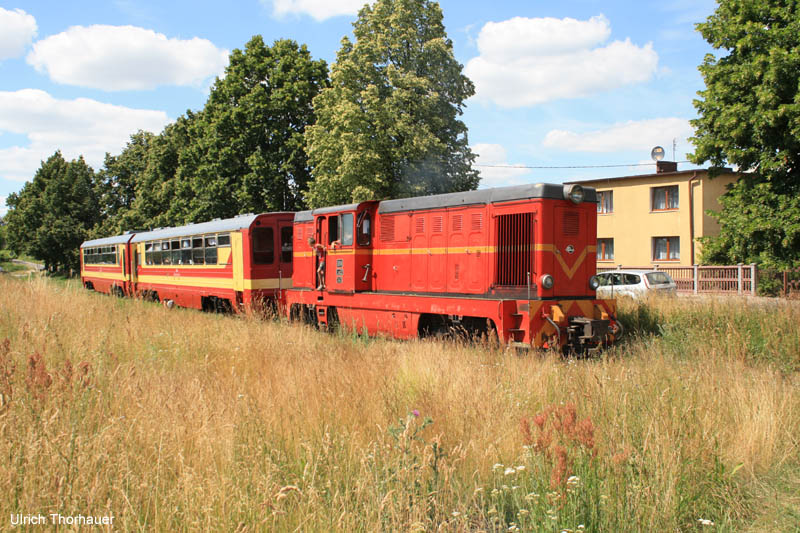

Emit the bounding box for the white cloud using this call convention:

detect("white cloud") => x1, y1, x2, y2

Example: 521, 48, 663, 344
473, 143, 532, 188
0, 7, 37, 61
0, 89, 171, 182
269, 0, 367, 21
542, 117, 693, 154
26, 25, 229, 91
465, 15, 658, 108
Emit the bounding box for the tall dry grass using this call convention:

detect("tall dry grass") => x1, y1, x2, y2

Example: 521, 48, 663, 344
0, 276, 798, 531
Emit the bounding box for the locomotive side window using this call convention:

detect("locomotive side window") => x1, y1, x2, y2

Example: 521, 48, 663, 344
328, 216, 339, 245
280, 227, 293, 263
252, 227, 274, 264
341, 213, 354, 246
357, 211, 371, 246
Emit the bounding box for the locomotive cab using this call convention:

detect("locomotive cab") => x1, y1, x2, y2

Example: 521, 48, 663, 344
299, 202, 377, 294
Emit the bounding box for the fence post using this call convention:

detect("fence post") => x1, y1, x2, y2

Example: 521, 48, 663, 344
737, 263, 743, 294
750, 263, 757, 296
693, 264, 698, 294
784, 271, 789, 297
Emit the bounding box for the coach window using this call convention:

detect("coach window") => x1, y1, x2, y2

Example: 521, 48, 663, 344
204, 235, 218, 265
192, 237, 204, 265
357, 211, 371, 246
252, 227, 274, 264
170, 240, 180, 264
145, 243, 153, 264
280, 227, 293, 263
181, 238, 192, 264
161, 241, 171, 265
151, 242, 161, 265
217, 233, 230, 247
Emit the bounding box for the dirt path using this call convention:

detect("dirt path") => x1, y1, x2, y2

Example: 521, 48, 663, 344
11, 259, 44, 271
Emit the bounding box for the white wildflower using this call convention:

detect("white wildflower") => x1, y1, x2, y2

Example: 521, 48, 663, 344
515, 465, 526, 472
451, 511, 460, 517
504, 467, 516, 476
698, 518, 714, 526
492, 463, 504, 471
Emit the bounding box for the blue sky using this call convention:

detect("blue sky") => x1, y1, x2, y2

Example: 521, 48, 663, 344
0, 0, 719, 215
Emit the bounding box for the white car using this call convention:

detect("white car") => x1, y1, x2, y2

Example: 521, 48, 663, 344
595, 270, 677, 298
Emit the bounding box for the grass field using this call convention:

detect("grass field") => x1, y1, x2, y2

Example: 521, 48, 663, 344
0, 275, 798, 531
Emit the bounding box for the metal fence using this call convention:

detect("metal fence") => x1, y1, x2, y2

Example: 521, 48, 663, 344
782, 268, 800, 297
597, 263, 757, 295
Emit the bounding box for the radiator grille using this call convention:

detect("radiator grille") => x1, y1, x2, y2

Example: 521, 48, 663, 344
380, 216, 396, 242
495, 213, 534, 286
563, 211, 579, 235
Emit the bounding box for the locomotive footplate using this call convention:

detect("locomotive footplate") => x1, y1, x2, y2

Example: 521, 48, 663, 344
566, 316, 609, 350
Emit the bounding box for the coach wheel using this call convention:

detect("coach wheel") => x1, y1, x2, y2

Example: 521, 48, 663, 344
113, 286, 124, 298
84, 282, 94, 291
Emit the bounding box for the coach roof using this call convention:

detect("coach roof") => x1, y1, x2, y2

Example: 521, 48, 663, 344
377, 183, 597, 214
81, 233, 135, 248
130, 214, 261, 243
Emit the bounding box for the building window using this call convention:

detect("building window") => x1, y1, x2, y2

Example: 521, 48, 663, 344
597, 191, 613, 214
597, 238, 614, 261
653, 236, 680, 261
652, 185, 679, 211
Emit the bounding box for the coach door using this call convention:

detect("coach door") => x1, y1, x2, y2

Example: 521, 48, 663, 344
278, 222, 293, 290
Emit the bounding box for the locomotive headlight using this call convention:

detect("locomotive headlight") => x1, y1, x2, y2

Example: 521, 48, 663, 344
589, 275, 600, 290
540, 274, 554, 290
563, 184, 584, 204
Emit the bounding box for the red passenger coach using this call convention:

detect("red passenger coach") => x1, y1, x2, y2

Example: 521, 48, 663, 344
285, 183, 620, 352
80, 233, 136, 296
130, 213, 295, 311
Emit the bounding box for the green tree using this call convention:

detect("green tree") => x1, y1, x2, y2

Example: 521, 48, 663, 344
93, 130, 155, 236
690, 0, 800, 268
185, 36, 328, 220
305, 0, 479, 208
5, 151, 99, 272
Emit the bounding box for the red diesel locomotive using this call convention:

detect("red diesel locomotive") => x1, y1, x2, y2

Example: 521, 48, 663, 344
285, 183, 618, 352
80, 183, 620, 352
